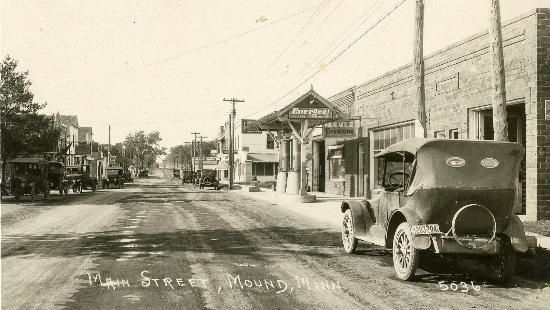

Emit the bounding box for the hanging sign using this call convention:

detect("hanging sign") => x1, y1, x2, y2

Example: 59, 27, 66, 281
288, 107, 333, 119
323, 121, 355, 137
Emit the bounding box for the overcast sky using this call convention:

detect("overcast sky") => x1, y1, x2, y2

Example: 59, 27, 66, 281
2, 0, 548, 148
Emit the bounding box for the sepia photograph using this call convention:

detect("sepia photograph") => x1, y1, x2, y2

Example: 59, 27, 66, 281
1, 0, 550, 309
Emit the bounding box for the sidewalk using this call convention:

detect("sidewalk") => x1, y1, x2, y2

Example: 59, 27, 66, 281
233, 185, 550, 251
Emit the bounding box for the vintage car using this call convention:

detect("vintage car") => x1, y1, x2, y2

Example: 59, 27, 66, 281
9, 158, 50, 201
181, 170, 194, 184
47, 161, 69, 195
79, 164, 98, 192
102, 167, 124, 189
66, 165, 83, 193
123, 171, 134, 183
341, 138, 528, 282
173, 169, 181, 179
197, 169, 220, 190
138, 169, 149, 178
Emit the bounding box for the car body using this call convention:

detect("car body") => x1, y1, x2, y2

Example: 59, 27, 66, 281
9, 158, 50, 201
123, 171, 134, 183
181, 170, 194, 184
138, 169, 149, 178
197, 169, 219, 189
66, 165, 84, 193
340, 138, 528, 282
102, 167, 124, 189
47, 161, 69, 195
79, 164, 98, 192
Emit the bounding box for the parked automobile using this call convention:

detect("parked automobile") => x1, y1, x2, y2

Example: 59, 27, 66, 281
138, 169, 149, 178
181, 170, 194, 184
173, 169, 180, 179
103, 167, 124, 189
197, 169, 220, 190
9, 158, 50, 201
340, 138, 528, 282
47, 161, 69, 196
66, 165, 83, 193
79, 164, 98, 192
123, 171, 134, 183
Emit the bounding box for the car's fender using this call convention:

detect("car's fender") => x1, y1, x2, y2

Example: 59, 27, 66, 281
502, 214, 528, 253
386, 208, 431, 250
340, 200, 372, 239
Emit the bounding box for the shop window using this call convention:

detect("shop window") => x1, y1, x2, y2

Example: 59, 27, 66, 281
266, 134, 275, 149
329, 148, 345, 180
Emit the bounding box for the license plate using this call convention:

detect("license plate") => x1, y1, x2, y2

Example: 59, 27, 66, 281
411, 224, 441, 235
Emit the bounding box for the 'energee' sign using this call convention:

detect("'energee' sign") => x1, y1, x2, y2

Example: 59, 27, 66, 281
288, 107, 333, 119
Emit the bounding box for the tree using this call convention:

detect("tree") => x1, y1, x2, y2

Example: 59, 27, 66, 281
1, 55, 60, 181
489, 0, 508, 141
123, 131, 166, 170
168, 140, 216, 170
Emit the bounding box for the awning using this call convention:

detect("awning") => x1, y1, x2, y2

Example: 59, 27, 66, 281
247, 153, 278, 163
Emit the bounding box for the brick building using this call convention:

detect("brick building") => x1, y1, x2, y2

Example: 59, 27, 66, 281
308, 8, 550, 220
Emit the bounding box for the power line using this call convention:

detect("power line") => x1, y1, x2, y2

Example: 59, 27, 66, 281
245, 0, 331, 92
52, 3, 323, 89
248, 0, 383, 114
243, 0, 407, 119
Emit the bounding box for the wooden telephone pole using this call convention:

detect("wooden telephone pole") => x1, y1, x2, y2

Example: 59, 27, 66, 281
223, 97, 244, 189
489, 0, 508, 141
413, 0, 427, 138
191, 132, 200, 172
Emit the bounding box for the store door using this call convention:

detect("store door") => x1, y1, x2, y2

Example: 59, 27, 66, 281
477, 107, 525, 214
318, 141, 325, 192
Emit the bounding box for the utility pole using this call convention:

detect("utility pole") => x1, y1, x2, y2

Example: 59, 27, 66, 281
191, 132, 200, 174
223, 97, 244, 189
199, 136, 207, 188
108, 125, 111, 168
413, 0, 427, 138
489, 0, 508, 141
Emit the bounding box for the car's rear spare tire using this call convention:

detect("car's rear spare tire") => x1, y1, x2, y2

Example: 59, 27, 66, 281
392, 222, 420, 281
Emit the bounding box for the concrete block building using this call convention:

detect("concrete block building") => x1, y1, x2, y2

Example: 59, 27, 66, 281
308, 8, 550, 220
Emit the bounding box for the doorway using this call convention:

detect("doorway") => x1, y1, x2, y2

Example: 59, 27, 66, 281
317, 141, 325, 192
473, 104, 526, 214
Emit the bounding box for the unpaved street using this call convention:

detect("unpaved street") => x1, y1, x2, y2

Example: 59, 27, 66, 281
2, 177, 549, 309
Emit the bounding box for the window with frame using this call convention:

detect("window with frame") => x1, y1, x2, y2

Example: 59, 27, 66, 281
329, 148, 345, 180
449, 129, 459, 139
266, 134, 275, 149
372, 123, 415, 189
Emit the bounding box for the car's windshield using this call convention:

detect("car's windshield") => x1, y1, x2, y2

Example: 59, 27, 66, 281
378, 157, 414, 191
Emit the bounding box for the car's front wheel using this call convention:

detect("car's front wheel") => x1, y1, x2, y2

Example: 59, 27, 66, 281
392, 222, 419, 281
342, 209, 358, 254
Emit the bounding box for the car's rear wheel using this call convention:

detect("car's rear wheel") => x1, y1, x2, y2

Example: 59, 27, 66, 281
342, 209, 358, 254
487, 236, 516, 283
392, 222, 419, 281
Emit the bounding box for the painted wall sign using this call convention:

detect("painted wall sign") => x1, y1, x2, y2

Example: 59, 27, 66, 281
288, 107, 333, 119
242, 119, 261, 133
323, 121, 354, 137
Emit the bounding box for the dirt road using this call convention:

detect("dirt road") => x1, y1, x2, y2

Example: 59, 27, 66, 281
2, 177, 549, 309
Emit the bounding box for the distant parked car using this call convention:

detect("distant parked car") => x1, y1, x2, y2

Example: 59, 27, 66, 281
66, 165, 83, 193
9, 158, 50, 201
123, 171, 134, 183
340, 138, 528, 282
198, 169, 220, 190
103, 167, 124, 189
181, 170, 194, 184
47, 161, 69, 196
138, 170, 149, 178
